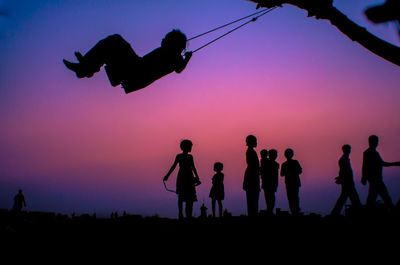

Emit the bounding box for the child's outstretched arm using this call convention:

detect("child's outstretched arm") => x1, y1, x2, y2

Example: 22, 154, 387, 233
163, 155, 179, 181
175, 52, 192, 73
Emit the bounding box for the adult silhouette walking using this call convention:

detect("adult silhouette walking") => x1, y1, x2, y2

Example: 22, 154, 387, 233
243, 135, 260, 217
12, 189, 26, 212
331, 144, 362, 215
281, 148, 302, 215
63, 29, 192, 94
361, 135, 400, 210
163, 139, 201, 219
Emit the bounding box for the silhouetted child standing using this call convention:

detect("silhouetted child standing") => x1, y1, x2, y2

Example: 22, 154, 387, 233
280, 148, 302, 215
12, 189, 26, 212
260, 149, 279, 215
163, 139, 201, 219
243, 135, 260, 217
209, 162, 225, 218
63, 29, 192, 94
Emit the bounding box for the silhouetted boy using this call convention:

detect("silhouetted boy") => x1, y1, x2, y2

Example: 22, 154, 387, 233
63, 29, 192, 94
209, 162, 225, 218
331, 144, 362, 215
12, 189, 26, 212
361, 135, 400, 209
164, 139, 201, 219
260, 149, 279, 215
280, 148, 302, 215
243, 135, 260, 217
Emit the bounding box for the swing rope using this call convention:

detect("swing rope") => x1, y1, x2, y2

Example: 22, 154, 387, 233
188, 8, 271, 41
190, 7, 278, 53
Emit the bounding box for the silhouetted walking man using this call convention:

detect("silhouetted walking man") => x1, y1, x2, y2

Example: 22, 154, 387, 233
12, 189, 26, 212
260, 149, 279, 215
331, 144, 362, 215
281, 148, 302, 215
361, 135, 400, 209
243, 135, 260, 217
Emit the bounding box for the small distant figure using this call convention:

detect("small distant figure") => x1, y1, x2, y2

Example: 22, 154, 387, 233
243, 135, 260, 217
361, 135, 400, 210
209, 162, 225, 218
12, 189, 26, 212
331, 144, 362, 215
163, 139, 201, 219
63, 29, 192, 94
260, 149, 279, 215
280, 148, 302, 215
200, 202, 208, 219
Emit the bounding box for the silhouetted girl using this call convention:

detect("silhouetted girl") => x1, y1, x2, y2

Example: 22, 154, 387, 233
209, 162, 225, 218
163, 139, 201, 219
63, 29, 192, 94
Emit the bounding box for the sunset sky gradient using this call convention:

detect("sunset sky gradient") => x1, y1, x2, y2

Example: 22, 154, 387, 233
0, 0, 399, 217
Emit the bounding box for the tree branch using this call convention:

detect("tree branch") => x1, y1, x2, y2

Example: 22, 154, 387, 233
249, 0, 400, 67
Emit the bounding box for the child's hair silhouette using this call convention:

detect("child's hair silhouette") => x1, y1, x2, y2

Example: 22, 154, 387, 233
63, 29, 192, 94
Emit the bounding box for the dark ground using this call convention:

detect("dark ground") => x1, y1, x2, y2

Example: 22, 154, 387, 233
1, 206, 399, 261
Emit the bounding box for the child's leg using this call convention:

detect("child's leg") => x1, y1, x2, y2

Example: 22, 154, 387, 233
178, 197, 184, 219
218, 200, 223, 217
185, 201, 193, 218
81, 34, 139, 82
211, 199, 216, 217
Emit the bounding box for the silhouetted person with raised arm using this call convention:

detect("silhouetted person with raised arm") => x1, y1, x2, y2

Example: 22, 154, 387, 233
63, 29, 192, 94
361, 135, 400, 210
209, 162, 225, 218
331, 144, 362, 215
260, 149, 279, 215
163, 139, 201, 219
281, 148, 302, 215
243, 135, 260, 217
12, 189, 26, 212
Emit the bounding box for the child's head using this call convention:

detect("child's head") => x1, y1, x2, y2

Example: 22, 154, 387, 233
162, 29, 187, 53
269, 149, 278, 161
284, 148, 294, 159
342, 144, 351, 155
180, 139, 192, 153
260, 149, 268, 159
213, 162, 223, 172
246, 135, 257, 148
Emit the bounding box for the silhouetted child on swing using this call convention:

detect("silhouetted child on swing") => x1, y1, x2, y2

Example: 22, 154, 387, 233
63, 29, 192, 94
163, 139, 201, 219
209, 162, 225, 218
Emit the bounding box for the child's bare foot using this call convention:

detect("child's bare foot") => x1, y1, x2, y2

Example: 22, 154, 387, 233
63, 59, 86, 78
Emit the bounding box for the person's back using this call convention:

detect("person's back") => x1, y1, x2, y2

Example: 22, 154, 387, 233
281, 159, 302, 187
362, 147, 384, 183
338, 154, 355, 184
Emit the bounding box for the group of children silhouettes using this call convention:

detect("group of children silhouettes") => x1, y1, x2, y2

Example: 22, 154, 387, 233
163, 134, 400, 219
163, 135, 306, 219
